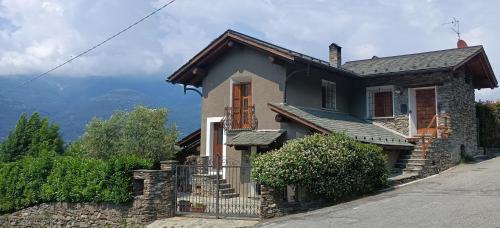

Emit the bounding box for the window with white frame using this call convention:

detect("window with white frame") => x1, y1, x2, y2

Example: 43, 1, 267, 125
321, 80, 336, 110
367, 86, 394, 118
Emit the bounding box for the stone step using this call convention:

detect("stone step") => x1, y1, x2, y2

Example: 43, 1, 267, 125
397, 158, 428, 165
395, 163, 425, 169
218, 188, 235, 194
400, 154, 425, 160
402, 167, 423, 175
220, 193, 240, 199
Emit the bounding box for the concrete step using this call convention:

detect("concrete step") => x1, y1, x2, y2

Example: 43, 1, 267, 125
220, 193, 240, 199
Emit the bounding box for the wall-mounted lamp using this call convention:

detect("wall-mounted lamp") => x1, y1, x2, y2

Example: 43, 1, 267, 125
394, 87, 403, 95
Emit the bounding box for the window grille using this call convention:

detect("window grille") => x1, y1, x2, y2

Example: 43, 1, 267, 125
322, 80, 336, 110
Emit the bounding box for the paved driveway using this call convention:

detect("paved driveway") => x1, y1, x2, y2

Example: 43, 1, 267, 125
258, 157, 500, 228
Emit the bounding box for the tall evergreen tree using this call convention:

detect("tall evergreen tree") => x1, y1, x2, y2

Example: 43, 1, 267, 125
0, 113, 64, 162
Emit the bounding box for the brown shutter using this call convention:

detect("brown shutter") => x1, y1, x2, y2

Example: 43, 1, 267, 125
374, 92, 393, 117
232, 84, 241, 128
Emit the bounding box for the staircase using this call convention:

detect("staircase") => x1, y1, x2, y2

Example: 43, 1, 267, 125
394, 142, 432, 176
212, 177, 240, 199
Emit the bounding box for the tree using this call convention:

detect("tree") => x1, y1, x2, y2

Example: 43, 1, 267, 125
77, 106, 178, 164
0, 113, 64, 162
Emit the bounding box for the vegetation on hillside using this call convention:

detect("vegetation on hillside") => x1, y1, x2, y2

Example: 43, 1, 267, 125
251, 133, 388, 201
0, 106, 177, 214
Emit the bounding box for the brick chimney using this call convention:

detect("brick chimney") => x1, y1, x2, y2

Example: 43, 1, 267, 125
329, 43, 342, 68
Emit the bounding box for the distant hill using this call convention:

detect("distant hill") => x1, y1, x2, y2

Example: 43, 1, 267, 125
0, 76, 201, 142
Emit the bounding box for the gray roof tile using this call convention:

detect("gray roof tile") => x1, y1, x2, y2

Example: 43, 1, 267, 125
226, 130, 285, 146
271, 103, 413, 147
343, 46, 483, 76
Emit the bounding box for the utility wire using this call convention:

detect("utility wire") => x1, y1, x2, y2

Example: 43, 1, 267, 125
17, 0, 177, 88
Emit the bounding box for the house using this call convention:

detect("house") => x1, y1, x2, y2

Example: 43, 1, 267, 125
167, 30, 497, 178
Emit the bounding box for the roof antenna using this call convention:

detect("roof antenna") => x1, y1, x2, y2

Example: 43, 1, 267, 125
443, 17, 468, 48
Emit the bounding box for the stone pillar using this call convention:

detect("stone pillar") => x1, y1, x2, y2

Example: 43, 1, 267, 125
131, 169, 175, 224
160, 160, 178, 171
196, 156, 209, 174
260, 185, 284, 219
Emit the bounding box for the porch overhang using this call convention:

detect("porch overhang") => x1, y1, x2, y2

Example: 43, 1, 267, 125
226, 130, 286, 147
268, 103, 414, 149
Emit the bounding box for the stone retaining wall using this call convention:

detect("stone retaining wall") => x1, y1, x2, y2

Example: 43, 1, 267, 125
0, 160, 178, 227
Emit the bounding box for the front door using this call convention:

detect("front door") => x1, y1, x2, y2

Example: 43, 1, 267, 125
415, 88, 437, 135
212, 122, 223, 166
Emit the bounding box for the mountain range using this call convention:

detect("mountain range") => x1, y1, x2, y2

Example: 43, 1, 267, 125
0, 76, 201, 142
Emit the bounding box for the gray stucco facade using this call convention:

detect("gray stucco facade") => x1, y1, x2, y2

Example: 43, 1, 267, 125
168, 30, 496, 180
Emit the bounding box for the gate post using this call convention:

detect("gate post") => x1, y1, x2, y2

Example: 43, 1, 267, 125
215, 155, 221, 218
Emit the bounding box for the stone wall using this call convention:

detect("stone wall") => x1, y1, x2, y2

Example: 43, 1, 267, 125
364, 69, 479, 173
260, 185, 324, 219
0, 203, 137, 227
0, 161, 178, 227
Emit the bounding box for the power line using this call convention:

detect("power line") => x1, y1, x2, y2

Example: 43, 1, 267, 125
17, 0, 177, 88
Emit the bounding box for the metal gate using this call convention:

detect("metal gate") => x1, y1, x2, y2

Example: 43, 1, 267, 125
174, 158, 260, 218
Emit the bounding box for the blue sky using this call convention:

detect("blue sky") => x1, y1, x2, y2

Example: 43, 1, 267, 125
0, 0, 499, 100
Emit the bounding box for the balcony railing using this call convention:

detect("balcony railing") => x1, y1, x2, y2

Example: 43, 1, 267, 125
222, 105, 258, 131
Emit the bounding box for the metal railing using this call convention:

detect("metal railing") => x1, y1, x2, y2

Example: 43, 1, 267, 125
222, 105, 258, 131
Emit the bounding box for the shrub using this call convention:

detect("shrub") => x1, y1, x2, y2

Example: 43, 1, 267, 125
41, 155, 153, 204
251, 133, 388, 201
0, 150, 55, 213
0, 153, 152, 214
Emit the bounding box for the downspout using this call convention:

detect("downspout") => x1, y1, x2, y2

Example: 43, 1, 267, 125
283, 64, 310, 104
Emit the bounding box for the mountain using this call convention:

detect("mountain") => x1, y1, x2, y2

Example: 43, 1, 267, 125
0, 76, 201, 141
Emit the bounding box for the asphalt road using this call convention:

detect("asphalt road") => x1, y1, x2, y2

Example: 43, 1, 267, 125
258, 157, 500, 228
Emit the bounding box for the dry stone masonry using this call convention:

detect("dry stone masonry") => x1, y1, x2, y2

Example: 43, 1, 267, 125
0, 160, 179, 227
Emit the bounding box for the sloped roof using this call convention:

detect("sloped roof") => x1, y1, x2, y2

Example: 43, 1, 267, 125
343, 46, 482, 76
226, 130, 285, 146
167, 30, 359, 86
268, 103, 414, 148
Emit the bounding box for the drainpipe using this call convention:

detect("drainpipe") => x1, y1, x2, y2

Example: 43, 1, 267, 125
283, 64, 310, 104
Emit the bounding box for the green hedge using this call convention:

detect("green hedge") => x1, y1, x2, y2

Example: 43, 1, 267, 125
0, 153, 152, 214
252, 133, 388, 201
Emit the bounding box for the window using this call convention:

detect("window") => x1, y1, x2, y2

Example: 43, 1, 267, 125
367, 86, 394, 118
321, 80, 336, 110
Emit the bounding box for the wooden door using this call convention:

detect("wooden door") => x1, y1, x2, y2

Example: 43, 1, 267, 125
415, 88, 436, 135
212, 122, 223, 166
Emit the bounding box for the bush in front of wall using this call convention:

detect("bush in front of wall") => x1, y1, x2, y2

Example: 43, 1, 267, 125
251, 133, 388, 201
0, 152, 152, 214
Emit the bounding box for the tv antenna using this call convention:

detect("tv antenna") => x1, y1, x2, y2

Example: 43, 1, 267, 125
443, 17, 461, 39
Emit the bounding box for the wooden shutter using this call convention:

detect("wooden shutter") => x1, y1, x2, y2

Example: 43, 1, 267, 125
374, 91, 393, 117
232, 84, 241, 128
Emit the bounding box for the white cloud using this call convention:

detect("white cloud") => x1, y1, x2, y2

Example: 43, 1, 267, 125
0, 0, 498, 100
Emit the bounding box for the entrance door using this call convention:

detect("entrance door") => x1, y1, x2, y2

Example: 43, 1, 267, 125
415, 88, 437, 135
212, 122, 223, 166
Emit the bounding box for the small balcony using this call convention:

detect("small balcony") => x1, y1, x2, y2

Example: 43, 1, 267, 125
222, 105, 258, 131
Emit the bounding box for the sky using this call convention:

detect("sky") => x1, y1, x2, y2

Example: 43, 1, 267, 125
0, 0, 499, 100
